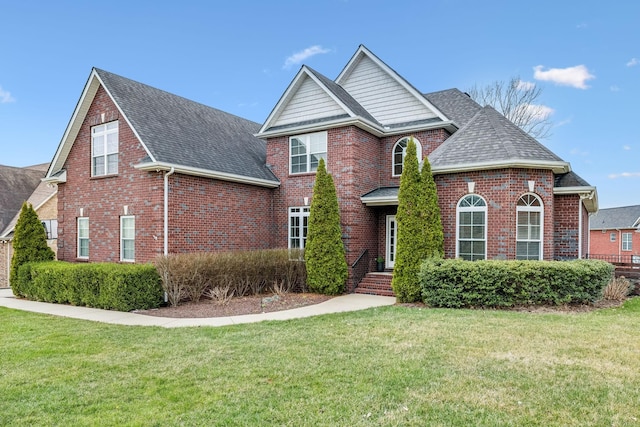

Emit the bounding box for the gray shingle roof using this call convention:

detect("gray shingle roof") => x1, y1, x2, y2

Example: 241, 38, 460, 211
424, 89, 482, 129
555, 171, 591, 188
95, 68, 278, 183
429, 105, 564, 168
0, 165, 46, 235
590, 205, 640, 230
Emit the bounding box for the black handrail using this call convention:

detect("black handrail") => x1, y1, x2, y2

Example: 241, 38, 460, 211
350, 249, 369, 290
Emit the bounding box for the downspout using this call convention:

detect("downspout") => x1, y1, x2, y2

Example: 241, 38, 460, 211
163, 167, 175, 256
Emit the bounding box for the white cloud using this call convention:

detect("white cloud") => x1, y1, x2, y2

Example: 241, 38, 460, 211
570, 148, 589, 157
576, 22, 588, 29
0, 86, 15, 103
533, 64, 595, 89
610, 85, 620, 92
623, 145, 631, 150
283, 45, 331, 69
516, 80, 536, 91
627, 58, 639, 67
608, 172, 640, 179
515, 103, 554, 121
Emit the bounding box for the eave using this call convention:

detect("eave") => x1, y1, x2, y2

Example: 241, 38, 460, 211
257, 116, 457, 139
554, 186, 599, 212
134, 162, 280, 189
432, 159, 570, 175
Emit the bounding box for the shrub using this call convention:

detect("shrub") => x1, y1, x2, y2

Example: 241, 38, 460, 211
16, 261, 163, 311
10, 202, 55, 294
154, 249, 307, 307
602, 276, 632, 301
305, 158, 348, 295
420, 259, 614, 308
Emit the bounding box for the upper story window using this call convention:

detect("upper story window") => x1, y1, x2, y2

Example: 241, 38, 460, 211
92, 121, 119, 176
516, 194, 543, 260
457, 194, 486, 261
290, 131, 327, 174
41, 219, 58, 240
392, 136, 422, 176
622, 232, 632, 251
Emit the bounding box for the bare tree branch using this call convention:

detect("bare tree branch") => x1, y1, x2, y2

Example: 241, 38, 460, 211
467, 76, 553, 140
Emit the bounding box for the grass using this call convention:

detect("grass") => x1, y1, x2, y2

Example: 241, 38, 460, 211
1, 298, 640, 426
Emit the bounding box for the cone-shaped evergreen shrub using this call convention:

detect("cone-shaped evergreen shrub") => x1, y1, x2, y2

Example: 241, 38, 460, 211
10, 202, 55, 293
420, 154, 444, 258
305, 158, 348, 295
391, 138, 424, 302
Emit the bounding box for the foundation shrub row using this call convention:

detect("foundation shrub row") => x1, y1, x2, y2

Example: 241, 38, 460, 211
154, 249, 307, 307
13, 261, 163, 311
419, 259, 615, 308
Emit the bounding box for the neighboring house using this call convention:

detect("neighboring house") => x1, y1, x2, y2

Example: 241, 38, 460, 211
589, 205, 640, 263
44, 45, 597, 293
0, 163, 58, 287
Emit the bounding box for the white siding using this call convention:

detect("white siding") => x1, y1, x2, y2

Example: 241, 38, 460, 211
272, 76, 346, 128
341, 56, 438, 126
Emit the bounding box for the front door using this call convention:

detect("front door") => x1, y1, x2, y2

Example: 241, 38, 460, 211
386, 215, 396, 269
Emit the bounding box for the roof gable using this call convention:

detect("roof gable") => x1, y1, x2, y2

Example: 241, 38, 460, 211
336, 45, 448, 127
46, 69, 278, 186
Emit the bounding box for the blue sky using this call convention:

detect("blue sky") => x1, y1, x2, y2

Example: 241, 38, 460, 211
1, 0, 638, 209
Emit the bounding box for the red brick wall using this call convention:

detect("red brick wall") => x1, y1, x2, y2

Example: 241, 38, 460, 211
57, 85, 274, 264
553, 194, 584, 259
167, 174, 274, 253
436, 169, 556, 260
590, 228, 640, 259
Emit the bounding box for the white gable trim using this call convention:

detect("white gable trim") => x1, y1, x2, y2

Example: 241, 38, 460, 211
45, 69, 156, 180
336, 45, 449, 123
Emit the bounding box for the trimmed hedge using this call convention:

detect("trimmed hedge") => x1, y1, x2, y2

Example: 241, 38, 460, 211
419, 258, 614, 308
14, 261, 163, 311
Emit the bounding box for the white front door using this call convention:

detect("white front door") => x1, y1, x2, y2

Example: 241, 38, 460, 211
386, 215, 396, 269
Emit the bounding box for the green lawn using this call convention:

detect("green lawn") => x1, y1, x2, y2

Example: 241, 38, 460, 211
2, 299, 639, 426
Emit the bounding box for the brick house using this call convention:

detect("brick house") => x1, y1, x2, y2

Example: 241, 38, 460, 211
589, 205, 640, 263
44, 45, 597, 293
0, 163, 58, 287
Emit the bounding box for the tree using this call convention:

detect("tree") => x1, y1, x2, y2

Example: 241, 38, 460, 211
419, 154, 444, 259
391, 138, 425, 302
10, 202, 55, 291
304, 158, 348, 295
467, 76, 553, 140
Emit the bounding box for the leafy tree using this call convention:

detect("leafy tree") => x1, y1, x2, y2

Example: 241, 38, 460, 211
392, 138, 425, 302
419, 154, 444, 259
10, 202, 55, 292
304, 158, 348, 295
467, 76, 553, 140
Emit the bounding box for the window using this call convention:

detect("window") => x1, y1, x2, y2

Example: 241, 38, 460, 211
288, 207, 310, 249
392, 136, 422, 176
92, 121, 118, 176
41, 219, 58, 240
77, 217, 89, 258
290, 131, 327, 174
120, 216, 135, 262
516, 194, 543, 260
622, 233, 632, 251
457, 195, 486, 261
610, 232, 617, 242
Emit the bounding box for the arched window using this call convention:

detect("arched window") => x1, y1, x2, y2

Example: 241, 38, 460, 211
392, 136, 422, 176
457, 194, 487, 261
516, 194, 543, 260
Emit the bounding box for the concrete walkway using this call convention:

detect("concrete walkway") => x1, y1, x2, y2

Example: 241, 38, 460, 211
0, 288, 396, 328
